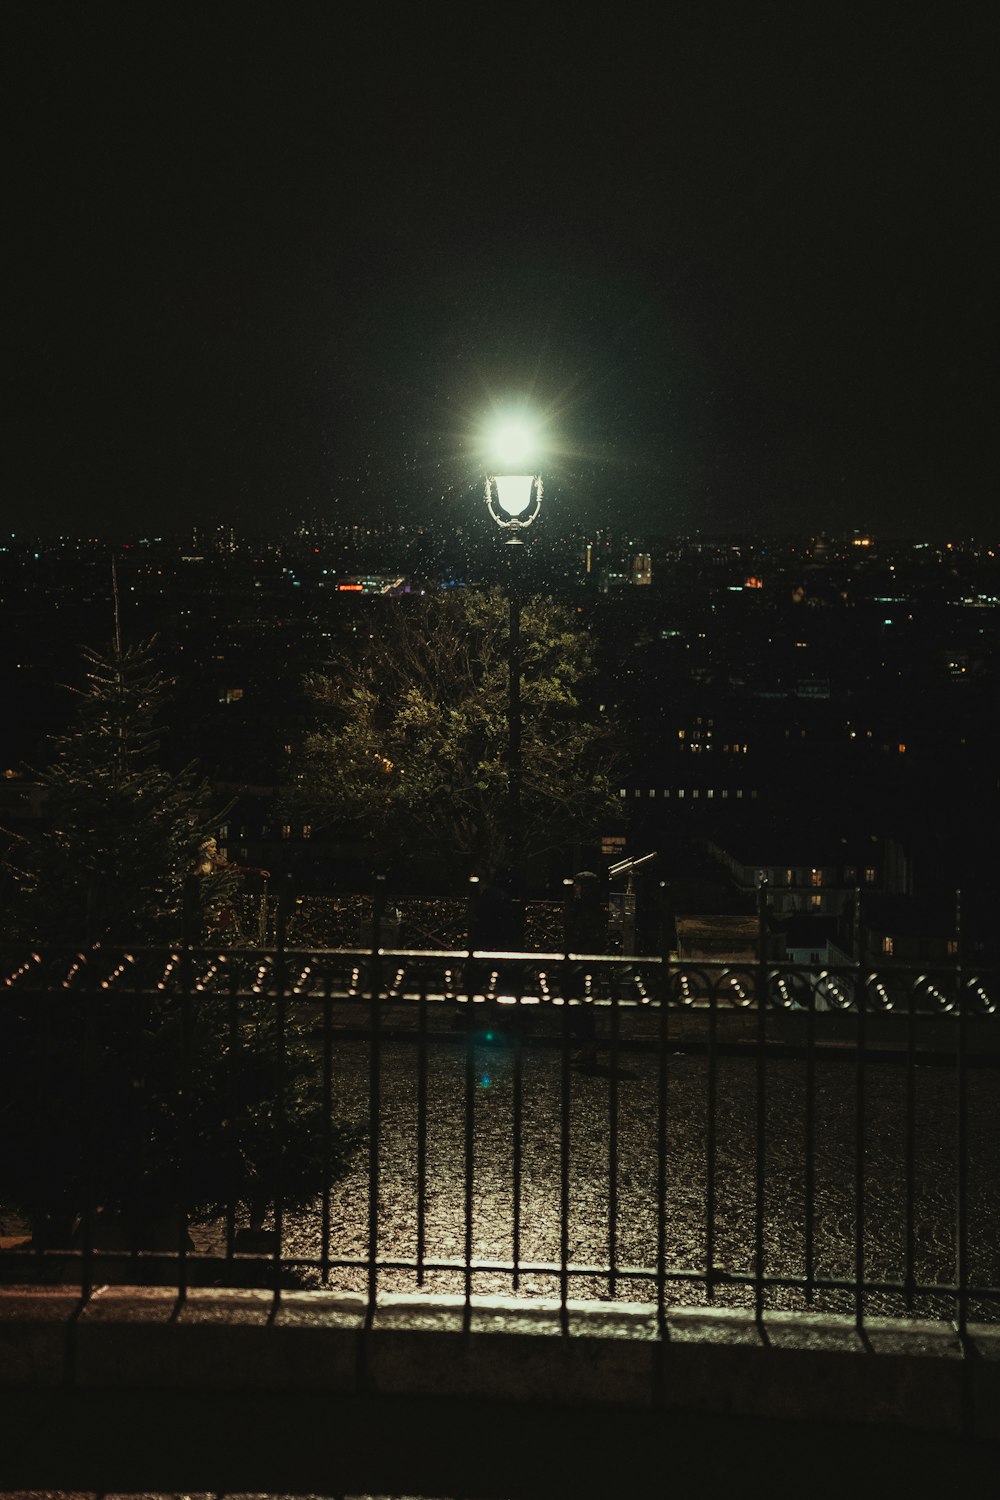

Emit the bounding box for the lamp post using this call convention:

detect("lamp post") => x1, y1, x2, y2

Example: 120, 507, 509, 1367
482, 422, 543, 926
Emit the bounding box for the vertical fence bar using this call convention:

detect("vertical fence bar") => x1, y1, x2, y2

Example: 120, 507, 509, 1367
560, 882, 573, 1323
461, 874, 478, 1304
178, 985, 193, 1299
560, 993, 571, 1323
657, 977, 670, 1326
226, 973, 239, 1260
854, 974, 866, 1332
804, 979, 816, 1305
608, 975, 620, 1299
177, 878, 196, 1302
656, 885, 671, 1330
416, 986, 428, 1289
464, 980, 476, 1316
955, 889, 968, 1339
78, 953, 96, 1303
904, 977, 917, 1312
705, 981, 718, 1303
657, 903, 670, 1329
366, 877, 385, 1318
272, 971, 287, 1296
321, 984, 333, 1287
512, 1003, 524, 1293
755, 880, 768, 1324
271, 876, 292, 1297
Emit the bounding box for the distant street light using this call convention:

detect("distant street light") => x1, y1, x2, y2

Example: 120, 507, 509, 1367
482, 415, 545, 931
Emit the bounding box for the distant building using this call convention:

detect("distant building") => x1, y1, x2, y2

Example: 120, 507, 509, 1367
861, 893, 959, 965
779, 913, 853, 968
632, 553, 652, 586
702, 835, 910, 918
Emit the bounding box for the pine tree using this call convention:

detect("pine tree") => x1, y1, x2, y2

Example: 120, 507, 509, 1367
6, 636, 230, 945
0, 635, 360, 1252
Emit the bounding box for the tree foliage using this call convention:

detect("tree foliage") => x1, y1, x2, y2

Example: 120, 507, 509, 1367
289, 589, 619, 880
0, 975, 360, 1247
4, 637, 232, 945
0, 636, 360, 1248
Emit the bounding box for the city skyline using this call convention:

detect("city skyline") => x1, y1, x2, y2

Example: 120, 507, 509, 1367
9, 4, 995, 541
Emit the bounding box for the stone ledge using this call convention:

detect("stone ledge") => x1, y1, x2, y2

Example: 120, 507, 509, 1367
0, 1286, 996, 1439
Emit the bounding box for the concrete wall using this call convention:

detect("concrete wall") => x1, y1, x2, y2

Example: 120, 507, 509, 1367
1, 1287, 997, 1494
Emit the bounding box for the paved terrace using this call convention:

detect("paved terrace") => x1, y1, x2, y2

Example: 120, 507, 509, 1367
1, 944, 998, 1493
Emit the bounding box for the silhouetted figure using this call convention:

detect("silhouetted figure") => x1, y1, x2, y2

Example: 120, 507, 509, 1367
468, 867, 523, 997
568, 869, 608, 1065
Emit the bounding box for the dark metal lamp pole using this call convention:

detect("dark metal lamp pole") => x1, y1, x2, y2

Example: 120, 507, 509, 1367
483, 471, 543, 928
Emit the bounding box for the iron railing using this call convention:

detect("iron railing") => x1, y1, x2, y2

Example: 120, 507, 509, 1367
2, 899, 997, 1334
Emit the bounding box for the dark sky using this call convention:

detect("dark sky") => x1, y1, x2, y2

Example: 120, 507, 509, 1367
9, 2, 997, 539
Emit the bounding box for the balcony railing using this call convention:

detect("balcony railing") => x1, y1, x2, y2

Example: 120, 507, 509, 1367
2, 926, 997, 1334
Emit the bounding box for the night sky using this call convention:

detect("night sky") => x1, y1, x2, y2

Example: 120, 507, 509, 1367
9, 2, 996, 539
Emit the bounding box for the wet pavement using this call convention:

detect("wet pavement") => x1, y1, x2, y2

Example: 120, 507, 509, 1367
3, 1011, 997, 1323
268, 1031, 1000, 1321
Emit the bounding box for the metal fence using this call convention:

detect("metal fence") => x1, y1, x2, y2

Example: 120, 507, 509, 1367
2, 898, 998, 1333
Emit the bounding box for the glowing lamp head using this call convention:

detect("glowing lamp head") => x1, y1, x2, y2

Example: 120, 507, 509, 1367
481, 408, 545, 534
490, 418, 536, 469
493, 474, 536, 517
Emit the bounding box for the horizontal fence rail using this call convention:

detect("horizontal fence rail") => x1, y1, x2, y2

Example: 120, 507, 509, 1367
2, 936, 998, 1333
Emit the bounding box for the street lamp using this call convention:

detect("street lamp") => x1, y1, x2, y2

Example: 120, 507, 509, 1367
484, 473, 543, 535
482, 416, 544, 931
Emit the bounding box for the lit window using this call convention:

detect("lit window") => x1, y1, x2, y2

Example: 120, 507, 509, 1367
947, 939, 958, 956
882, 936, 894, 956
811, 894, 822, 909
721, 789, 728, 799
302, 824, 311, 839
692, 788, 699, 798
898, 743, 906, 753
736, 789, 743, 799
281, 824, 291, 839
649, 788, 656, 798
619, 788, 627, 799
786, 869, 795, 886
865, 867, 876, 883
678, 729, 686, 740
811, 869, 823, 887
678, 788, 685, 799
707, 788, 714, 798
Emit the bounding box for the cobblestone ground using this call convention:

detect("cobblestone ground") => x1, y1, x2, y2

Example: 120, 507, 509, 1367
264, 1032, 999, 1321
4, 1025, 998, 1322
